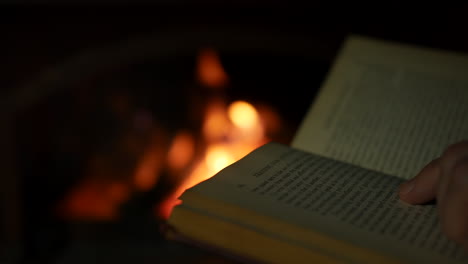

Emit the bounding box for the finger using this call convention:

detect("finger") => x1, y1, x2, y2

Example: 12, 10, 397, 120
439, 159, 468, 244
437, 141, 468, 210
399, 158, 440, 204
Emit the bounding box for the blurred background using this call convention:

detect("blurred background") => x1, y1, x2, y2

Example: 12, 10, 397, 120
2, 2, 468, 263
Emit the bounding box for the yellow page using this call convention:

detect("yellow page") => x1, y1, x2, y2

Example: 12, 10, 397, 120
292, 36, 468, 179
178, 143, 466, 263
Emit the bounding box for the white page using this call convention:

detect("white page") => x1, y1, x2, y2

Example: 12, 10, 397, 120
292, 36, 468, 179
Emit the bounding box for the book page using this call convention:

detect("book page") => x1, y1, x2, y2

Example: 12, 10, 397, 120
292, 36, 468, 179
183, 143, 466, 263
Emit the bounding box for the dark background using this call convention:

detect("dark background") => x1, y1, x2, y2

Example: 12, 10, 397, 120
3, 3, 468, 264
3, 2, 468, 93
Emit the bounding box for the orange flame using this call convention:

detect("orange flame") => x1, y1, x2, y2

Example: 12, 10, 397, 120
205, 145, 235, 173
179, 100, 267, 196
228, 101, 259, 130
134, 134, 164, 191
228, 100, 264, 143
167, 131, 195, 172
59, 180, 130, 220
158, 99, 279, 219
197, 49, 228, 88
202, 100, 231, 141
61, 47, 286, 221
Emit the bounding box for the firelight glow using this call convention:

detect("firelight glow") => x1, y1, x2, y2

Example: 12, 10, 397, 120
60, 48, 283, 221
159, 48, 280, 219
179, 99, 267, 195
202, 100, 230, 141
197, 49, 228, 88
228, 101, 259, 130
168, 131, 195, 171
205, 146, 235, 173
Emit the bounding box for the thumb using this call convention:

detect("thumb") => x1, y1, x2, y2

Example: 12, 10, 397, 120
399, 159, 440, 204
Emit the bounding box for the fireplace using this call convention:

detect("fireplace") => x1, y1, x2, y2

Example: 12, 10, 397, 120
3, 23, 334, 262
54, 47, 311, 221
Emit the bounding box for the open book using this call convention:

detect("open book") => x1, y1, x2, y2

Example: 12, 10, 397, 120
168, 36, 468, 263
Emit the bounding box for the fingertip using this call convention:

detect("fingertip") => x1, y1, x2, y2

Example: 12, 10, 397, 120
399, 180, 414, 195
399, 181, 426, 205
398, 160, 440, 204
398, 180, 416, 203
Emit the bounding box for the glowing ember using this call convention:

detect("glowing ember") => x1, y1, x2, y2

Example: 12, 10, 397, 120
228, 100, 260, 130
134, 145, 163, 191
134, 163, 158, 191
202, 100, 231, 141
59, 180, 130, 220
157, 194, 182, 220
168, 131, 195, 172
107, 182, 130, 203
197, 49, 228, 88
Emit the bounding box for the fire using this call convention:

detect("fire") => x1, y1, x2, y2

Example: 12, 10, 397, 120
179, 100, 267, 195
158, 50, 276, 219
202, 99, 231, 141
205, 145, 235, 173
228, 101, 259, 130
168, 131, 195, 172
60, 48, 283, 221
197, 48, 229, 88
59, 180, 130, 220
134, 135, 164, 191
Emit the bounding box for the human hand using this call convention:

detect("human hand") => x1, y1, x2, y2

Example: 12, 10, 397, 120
399, 141, 468, 248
